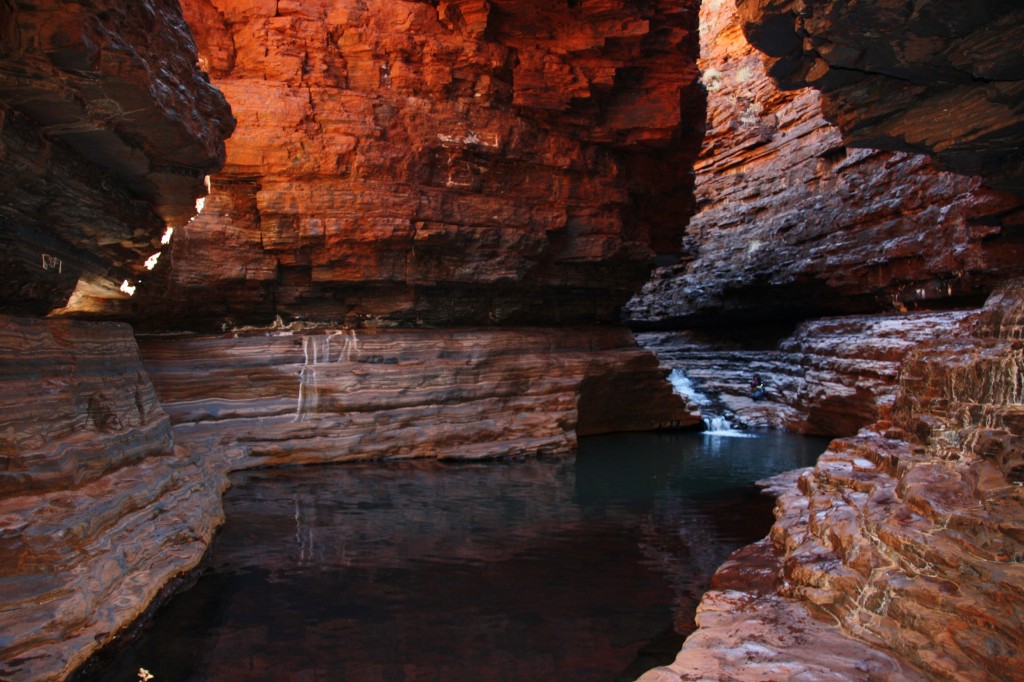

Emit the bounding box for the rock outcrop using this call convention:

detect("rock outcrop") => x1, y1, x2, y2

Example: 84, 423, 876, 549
737, 0, 1024, 197
769, 280, 1024, 680
639, 310, 973, 437
133, 0, 705, 330
627, 0, 1024, 328
643, 281, 1024, 682
639, 538, 929, 682
0, 316, 227, 682
0, 0, 234, 316
139, 326, 697, 468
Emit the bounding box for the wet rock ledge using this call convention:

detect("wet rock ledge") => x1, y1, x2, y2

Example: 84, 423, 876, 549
138, 326, 698, 466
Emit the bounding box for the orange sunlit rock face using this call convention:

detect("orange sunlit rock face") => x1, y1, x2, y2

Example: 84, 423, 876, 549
140, 0, 704, 330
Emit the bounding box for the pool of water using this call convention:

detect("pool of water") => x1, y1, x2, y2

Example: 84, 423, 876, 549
80, 430, 828, 682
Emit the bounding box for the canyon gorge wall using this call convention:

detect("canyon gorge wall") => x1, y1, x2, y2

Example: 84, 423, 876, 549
641, 292, 1024, 681
737, 0, 1024, 197
765, 280, 1024, 680
0, 0, 233, 317
138, 326, 697, 469
0, 319, 692, 682
0, 3, 703, 679
646, 280, 1024, 681
131, 0, 706, 330
0, 2, 234, 679
628, 0, 1024, 330
2, 0, 1022, 680
0, 316, 228, 681
638, 2, 1024, 680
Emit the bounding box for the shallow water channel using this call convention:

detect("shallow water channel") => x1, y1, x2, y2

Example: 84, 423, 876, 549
85, 431, 828, 682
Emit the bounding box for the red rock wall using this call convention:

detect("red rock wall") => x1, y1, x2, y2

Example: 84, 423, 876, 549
0, 316, 227, 682
736, 0, 1024, 197
642, 283, 1024, 681
134, 0, 704, 330
139, 327, 698, 469
627, 0, 1024, 327
0, 0, 233, 317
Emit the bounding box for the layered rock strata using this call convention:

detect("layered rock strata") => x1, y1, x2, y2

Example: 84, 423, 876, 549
767, 281, 1024, 680
2, 322, 694, 682
134, 0, 704, 330
627, 0, 1024, 327
139, 326, 698, 468
737, 0, 1024, 196
639, 310, 972, 436
644, 281, 1024, 681
639, 538, 929, 681
0, 0, 233, 316
0, 316, 227, 682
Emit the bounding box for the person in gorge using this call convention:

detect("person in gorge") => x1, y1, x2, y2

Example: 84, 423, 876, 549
750, 374, 766, 401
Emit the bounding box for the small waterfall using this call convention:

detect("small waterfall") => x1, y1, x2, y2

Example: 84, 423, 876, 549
295, 335, 328, 420
337, 329, 359, 363
668, 368, 752, 437
295, 330, 360, 421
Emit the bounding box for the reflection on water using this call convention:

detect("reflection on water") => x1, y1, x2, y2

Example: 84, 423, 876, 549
82, 431, 827, 682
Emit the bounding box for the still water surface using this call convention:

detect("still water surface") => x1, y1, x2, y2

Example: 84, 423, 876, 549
85, 431, 827, 682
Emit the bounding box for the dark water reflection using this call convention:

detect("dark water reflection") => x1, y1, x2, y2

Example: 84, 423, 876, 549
84, 431, 827, 682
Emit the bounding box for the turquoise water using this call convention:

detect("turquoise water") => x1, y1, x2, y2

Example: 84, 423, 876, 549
79, 430, 827, 682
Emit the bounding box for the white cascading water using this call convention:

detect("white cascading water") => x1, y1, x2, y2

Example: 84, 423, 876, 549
295, 330, 360, 421
668, 368, 753, 437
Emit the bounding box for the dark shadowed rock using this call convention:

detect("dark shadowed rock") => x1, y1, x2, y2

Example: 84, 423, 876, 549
0, 0, 234, 316
736, 0, 1024, 196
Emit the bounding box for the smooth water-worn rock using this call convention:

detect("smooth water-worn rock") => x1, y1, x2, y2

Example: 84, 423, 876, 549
737, 0, 1024, 197
639, 310, 972, 436
0, 0, 234, 316
0, 316, 228, 682
139, 326, 698, 468
133, 0, 705, 330
626, 0, 1024, 327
